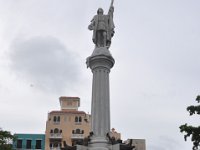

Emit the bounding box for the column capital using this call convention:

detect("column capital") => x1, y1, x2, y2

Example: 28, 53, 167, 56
86, 47, 115, 71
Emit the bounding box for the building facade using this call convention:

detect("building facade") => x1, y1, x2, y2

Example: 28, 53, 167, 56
125, 139, 146, 150
45, 97, 91, 150
13, 134, 45, 150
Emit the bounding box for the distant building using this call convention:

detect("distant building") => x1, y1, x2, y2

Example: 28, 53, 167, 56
125, 139, 146, 150
13, 133, 45, 150
45, 96, 91, 150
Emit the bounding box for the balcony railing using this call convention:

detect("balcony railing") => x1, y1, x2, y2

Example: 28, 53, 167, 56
71, 134, 84, 139
49, 133, 62, 139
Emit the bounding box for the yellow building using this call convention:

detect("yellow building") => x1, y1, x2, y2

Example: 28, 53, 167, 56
45, 97, 91, 150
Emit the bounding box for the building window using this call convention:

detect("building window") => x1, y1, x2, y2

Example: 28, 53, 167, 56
50, 129, 53, 133
75, 116, 78, 122
26, 140, 32, 149
53, 116, 60, 123
57, 116, 60, 122
50, 143, 53, 148
50, 142, 61, 148
35, 140, 42, 149
51, 128, 62, 136
76, 129, 81, 134
16, 139, 22, 148
79, 117, 82, 122
75, 116, 82, 124
73, 129, 84, 134
54, 128, 59, 133
53, 116, 57, 122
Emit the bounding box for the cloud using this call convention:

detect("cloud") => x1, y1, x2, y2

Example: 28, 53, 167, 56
9, 36, 80, 93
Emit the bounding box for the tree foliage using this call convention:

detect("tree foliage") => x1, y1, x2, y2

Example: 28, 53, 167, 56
180, 95, 200, 150
0, 128, 15, 150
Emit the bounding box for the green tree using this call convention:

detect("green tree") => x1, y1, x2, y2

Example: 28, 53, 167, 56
180, 95, 200, 150
0, 128, 15, 150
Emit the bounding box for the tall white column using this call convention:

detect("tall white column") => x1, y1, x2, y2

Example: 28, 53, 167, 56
87, 47, 114, 143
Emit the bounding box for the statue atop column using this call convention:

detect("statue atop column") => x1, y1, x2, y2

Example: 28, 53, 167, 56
88, 0, 115, 48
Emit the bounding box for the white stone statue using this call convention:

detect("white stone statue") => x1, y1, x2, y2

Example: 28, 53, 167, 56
88, 0, 115, 48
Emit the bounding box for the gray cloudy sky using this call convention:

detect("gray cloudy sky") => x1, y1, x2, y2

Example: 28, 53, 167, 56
0, 0, 200, 150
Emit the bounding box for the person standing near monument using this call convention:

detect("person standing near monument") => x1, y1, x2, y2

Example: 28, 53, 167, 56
88, 0, 115, 48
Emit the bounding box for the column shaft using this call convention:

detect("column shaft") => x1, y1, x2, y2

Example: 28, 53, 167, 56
91, 67, 110, 137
